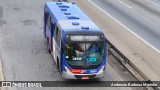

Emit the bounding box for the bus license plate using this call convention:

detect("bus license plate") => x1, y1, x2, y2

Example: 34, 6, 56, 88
82, 77, 89, 80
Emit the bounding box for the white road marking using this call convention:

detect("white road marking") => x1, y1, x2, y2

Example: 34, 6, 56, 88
89, 0, 160, 54
146, 0, 160, 6
118, 0, 132, 8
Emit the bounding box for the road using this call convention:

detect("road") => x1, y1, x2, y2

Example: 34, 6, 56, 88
92, 0, 160, 53
0, 0, 144, 90
67, 0, 160, 81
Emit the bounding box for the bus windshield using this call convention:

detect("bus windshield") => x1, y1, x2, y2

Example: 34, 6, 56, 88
65, 41, 105, 69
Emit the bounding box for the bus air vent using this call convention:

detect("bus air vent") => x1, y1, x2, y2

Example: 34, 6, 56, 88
72, 2, 76, 4
72, 22, 79, 25
56, 2, 62, 5
67, 16, 79, 19
61, 8, 67, 11
64, 12, 71, 15
59, 5, 69, 8
81, 26, 89, 30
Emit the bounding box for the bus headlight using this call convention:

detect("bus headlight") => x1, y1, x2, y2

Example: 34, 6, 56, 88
64, 66, 82, 74
98, 65, 105, 73
64, 66, 71, 73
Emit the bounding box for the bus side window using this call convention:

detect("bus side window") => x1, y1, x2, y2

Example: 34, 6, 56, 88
58, 29, 61, 46
51, 21, 55, 37
46, 14, 51, 30
44, 9, 49, 23
54, 26, 61, 46
54, 26, 58, 40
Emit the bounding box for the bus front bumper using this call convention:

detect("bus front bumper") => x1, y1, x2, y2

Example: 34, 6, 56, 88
62, 71, 105, 79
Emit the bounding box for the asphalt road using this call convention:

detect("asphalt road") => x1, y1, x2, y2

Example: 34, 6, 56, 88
92, 0, 160, 53
0, 0, 143, 90
68, 0, 160, 81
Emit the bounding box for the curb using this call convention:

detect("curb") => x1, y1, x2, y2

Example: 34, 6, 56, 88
0, 57, 7, 90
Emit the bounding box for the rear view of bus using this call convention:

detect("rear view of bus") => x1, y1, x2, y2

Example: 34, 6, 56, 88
44, 2, 107, 80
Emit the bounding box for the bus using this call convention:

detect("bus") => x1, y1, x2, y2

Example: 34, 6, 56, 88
43, 2, 107, 79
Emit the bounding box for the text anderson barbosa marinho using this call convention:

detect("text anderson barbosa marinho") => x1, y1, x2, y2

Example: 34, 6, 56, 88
111, 83, 157, 87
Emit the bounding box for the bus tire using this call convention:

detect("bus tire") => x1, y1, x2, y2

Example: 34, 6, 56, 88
57, 58, 59, 71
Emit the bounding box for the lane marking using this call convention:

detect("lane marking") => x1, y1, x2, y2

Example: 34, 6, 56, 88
146, 0, 160, 6
88, 0, 160, 54
118, 0, 132, 8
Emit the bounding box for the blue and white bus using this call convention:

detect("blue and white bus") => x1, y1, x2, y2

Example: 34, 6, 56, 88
43, 2, 107, 79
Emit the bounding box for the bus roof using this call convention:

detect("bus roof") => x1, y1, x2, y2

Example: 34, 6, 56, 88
45, 2, 100, 32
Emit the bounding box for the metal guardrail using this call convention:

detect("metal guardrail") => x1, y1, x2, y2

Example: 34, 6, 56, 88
106, 38, 148, 81
106, 38, 159, 90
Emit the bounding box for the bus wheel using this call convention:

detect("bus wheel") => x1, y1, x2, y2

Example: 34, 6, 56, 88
47, 38, 51, 53
57, 58, 59, 71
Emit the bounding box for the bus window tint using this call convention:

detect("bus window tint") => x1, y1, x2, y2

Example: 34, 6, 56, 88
86, 42, 104, 65
65, 42, 104, 69
66, 42, 85, 66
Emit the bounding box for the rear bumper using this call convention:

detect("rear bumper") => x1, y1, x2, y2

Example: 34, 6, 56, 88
62, 71, 105, 79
